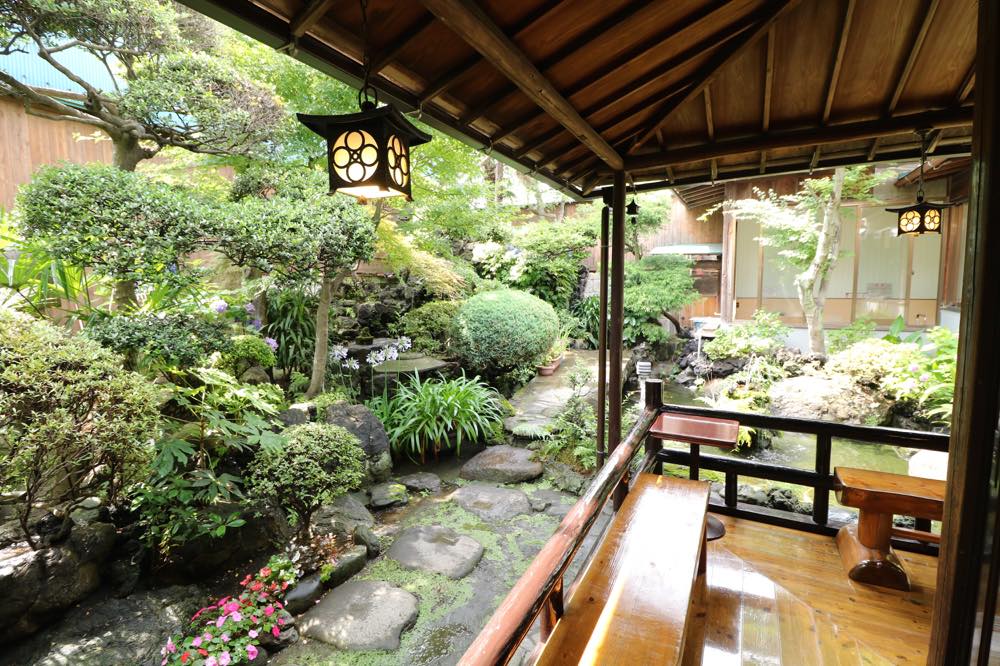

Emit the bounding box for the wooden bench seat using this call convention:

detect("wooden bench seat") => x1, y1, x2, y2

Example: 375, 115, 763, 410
535, 474, 710, 665
834, 467, 946, 591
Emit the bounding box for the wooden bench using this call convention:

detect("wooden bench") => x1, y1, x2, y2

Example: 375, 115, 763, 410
535, 474, 710, 665
834, 466, 946, 591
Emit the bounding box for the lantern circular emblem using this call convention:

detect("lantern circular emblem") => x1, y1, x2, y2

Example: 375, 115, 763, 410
386, 134, 409, 188
923, 208, 941, 231
898, 209, 922, 234
332, 130, 379, 184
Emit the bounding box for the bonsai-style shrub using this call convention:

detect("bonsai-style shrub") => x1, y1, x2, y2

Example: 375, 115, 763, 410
85, 312, 230, 372
220, 334, 277, 377
704, 311, 789, 361
0, 310, 159, 546
826, 338, 921, 389
450, 289, 559, 372
400, 300, 462, 355
246, 423, 365, 537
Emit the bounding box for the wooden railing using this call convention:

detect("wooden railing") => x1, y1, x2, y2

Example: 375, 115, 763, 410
459, 380, 950, 664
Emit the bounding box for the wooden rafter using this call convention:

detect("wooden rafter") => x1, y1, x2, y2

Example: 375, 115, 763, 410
762, 24, 774, 132
417, 0, 570, 106
622, 106, 972, 172
957, 62, 976, 103
631, 0, 801, 152
420, 0, 623, 169
289, 0, 338, 39
822, 0, 855, 123
705, 88, 715, 141
888, 0, 941, 114
491, 0, 747, 150
461, 0, 659, 127
369, 14, 436, 73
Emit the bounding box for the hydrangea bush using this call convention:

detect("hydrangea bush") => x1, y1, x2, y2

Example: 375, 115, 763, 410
161, 555, 297, 665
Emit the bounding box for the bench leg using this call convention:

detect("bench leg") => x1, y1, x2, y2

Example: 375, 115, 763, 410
836, 519, 910, 591
698, 529, 707, 576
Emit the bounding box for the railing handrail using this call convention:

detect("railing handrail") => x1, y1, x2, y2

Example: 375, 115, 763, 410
458, 403, 660, 665
662, 403, 950, 451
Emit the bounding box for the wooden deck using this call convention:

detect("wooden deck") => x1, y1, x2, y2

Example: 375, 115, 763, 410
682, 515, 937, 665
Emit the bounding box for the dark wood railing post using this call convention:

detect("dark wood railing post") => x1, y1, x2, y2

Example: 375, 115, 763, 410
609, 171, 627, 510
595, 200, 610, 467
724, 471, 738, 508
813, 432, 832, 525
644, 380, 664, 475
539, 576, 564, 641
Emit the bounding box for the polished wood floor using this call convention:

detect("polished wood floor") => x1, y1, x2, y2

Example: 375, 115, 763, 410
682, 515, 937, 665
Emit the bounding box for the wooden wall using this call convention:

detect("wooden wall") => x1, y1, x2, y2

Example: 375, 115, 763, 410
0, 95, 114, 210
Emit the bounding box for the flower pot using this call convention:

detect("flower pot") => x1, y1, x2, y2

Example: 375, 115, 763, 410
537, 354, 563, 376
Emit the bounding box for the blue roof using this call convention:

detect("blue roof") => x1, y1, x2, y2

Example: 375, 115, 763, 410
0, 42, 121, 95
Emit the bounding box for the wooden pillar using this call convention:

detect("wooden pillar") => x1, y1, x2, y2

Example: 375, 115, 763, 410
609, 171, 626, 508
720, 195, 737, 322
595, 201, 610, 466
929, 1, 1000, 662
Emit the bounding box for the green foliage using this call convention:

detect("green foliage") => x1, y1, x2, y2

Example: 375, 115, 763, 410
16, 164, 216, 288
84, 312, 230, 372
508, 216, 598, 309
263, 288, 317, 374
827, 338, 920, 389
0, 310, 159, 544
247, 422, 365, 535
451, 289, 559, 372
400, 300, 462, 355
540, 367, 598, 470
704, 311, 789, 361
377, 220, 468, 299
311, 388, 351, 414
826, 316, 876, 354
221, 334, 277, 377
133, 367, 285, 555
371, 373, 507, 461
623, 254, 698, 341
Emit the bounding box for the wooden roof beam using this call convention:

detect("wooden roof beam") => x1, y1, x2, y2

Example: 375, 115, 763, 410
631, 0, 801, 152
622, 106, 973, 171
762, 24, 774, 132
491, 0, 748, 149
417, 0, 571, 106
957, 62, 975, 103
289, 0, 338, 39
420, 0, 623, 170
822, 0, 855, 123
370, 14, 436, 74
705, 88, 715, 141
888, 0, 941, 115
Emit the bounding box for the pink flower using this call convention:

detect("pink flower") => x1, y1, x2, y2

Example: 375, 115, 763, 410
251, 616, 259, 624
225, 601, 240, 614
231, 611, 243, 623
219, 652, 231, 666
217, 596, 231, 607
203, 633, 213, 642
248, 629, 259, 639
192, 637, 202, 648
205, 657, 218, 666
161, 659, 167, 666
278, 617, 285, 626
271, 626, 280, 638
246, 644, 259, 661
264, 605, 274, 617
220, 633, 230, 643
166, 638, 177, 654
215, 615, 226, 628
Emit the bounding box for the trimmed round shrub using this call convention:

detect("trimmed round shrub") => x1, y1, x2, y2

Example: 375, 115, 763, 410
0, 310, 159, 541
450, 289, 559, 371
401, 300, 462, 355
246, 422, 365, 536
221, 334, 277, 377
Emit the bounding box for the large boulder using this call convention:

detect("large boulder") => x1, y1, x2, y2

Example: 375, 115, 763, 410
369, 482, 409, 509
460, 445, 543, 484
387, 526, 484, 579
768, 374, 891, 425
299, 580, 418, 650
0, 522, 116, 642
2, 584, 203, 666
323, 403, 392, 481
313, 492, 375, 538
397, 472, 442, 494
166, 504, 290, 578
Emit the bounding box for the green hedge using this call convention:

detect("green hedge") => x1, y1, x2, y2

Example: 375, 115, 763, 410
400, 300, 462, 355
450, 289, 559, 371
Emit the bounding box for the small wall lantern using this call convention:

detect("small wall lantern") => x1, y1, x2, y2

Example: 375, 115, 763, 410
887, 129, 948, 236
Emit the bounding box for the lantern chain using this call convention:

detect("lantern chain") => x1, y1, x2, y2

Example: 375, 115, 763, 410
916, 128, 929, 202
357, 0, 378, 110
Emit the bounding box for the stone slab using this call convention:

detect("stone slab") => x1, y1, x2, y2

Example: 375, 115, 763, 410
452, 484, 531, 522
299, 580, 418, 651
459, 445, 542, 484
388, 526, 484, 579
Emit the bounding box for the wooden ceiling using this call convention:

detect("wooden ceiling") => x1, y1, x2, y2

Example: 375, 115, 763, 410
181, 0, 977, 199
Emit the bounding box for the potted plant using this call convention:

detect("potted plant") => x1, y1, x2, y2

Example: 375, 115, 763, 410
537, 337, 567, 376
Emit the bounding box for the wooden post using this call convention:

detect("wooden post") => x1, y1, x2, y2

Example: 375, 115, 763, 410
596, 201, 610, 466
539, 576, 563, 641
609, 171, 626, 509
644, 380, 663, 475
929, 0, 1000, 662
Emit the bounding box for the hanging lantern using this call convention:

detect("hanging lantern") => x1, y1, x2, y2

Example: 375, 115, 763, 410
297, 0, 431, 203
887, 129, 948, 236
626, 198, 640, 218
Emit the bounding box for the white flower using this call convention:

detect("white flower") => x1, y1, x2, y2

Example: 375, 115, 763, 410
397, 336, 412, 352
366, 350, 386, 366
329, 345, 349, 361
343, 358, 360, 371
384, 346, 399, 361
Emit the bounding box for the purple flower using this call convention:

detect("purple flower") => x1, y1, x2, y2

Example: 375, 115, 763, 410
245, 303, 256, 315
264, 337, 278, 352
210, 299, 229, 314
251, 318, 263, 331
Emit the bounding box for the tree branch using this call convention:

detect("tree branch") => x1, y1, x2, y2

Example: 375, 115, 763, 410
0, 71, 117, 133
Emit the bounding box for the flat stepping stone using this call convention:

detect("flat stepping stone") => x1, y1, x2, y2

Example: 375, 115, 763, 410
452, 483, 531, 522
298, 580, 418, 651
397, 472, 442, 493
370, 482, 409, 508
387, 525, 484, 579
460, 445, 543, 484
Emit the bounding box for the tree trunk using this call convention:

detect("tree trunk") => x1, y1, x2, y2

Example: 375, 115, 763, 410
306, 269, 349, 399
795, 168, 846, 356
109, 134, 147, 309
112, 279, 138, 311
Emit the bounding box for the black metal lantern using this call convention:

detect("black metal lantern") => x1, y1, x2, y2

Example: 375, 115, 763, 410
626, 198, 640, 218
297, 0, 431, 203
887, 130, 948, 236
298, 106, 430, 202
